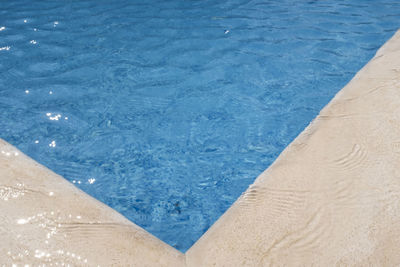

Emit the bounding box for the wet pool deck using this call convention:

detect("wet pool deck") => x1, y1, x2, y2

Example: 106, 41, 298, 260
1, 29, 400, 266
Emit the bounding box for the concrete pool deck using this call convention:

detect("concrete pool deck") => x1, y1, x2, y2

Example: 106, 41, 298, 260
1, 29, 400, 266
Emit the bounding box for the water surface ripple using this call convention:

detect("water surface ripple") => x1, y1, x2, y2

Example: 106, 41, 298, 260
0, 0, 399, 251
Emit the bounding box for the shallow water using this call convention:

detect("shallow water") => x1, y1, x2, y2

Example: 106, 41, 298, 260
0, 0, 399, 251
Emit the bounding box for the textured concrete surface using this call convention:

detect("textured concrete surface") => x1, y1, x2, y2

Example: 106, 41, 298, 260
1, 29, 400, 266
186, 29, 400, 266
0, 139, 185, 266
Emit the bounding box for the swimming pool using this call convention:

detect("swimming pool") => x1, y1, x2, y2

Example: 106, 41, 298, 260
0, 0, 399, 252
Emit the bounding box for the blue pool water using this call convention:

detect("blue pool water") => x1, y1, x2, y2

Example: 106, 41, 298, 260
0, 0, 399, 251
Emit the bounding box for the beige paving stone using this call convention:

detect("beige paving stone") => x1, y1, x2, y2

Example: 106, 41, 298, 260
0, 139, 185, 266
186, 29, 400, 266
1, 29, 400, 266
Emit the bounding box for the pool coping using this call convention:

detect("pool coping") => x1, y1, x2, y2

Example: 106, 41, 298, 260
1, 29, 400, 265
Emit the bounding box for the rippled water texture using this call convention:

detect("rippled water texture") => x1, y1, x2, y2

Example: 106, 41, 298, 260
0, 0, 399, 251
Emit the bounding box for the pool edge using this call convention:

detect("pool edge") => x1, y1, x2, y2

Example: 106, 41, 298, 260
186, 29, 400, 266
0, 139, 185, 266
1, 29, 400, 265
